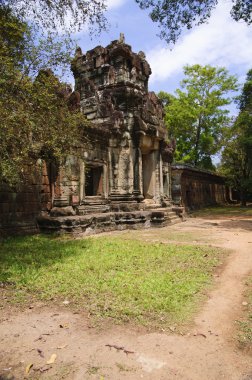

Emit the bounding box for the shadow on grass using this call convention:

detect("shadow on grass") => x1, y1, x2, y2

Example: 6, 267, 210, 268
193, 204, 252, 215
0, 233, 226, 328
191, 205, 252, 232
0, 234, 92, 284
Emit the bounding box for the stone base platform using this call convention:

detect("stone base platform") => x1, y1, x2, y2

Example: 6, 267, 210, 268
37, 207, 183, 235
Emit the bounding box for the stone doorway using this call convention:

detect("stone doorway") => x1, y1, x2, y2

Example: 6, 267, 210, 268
163, 174, 168, 195
85, 166, 103, 196
142, 153, 155, 199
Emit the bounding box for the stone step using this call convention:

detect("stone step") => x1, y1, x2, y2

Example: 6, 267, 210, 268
38, 206, 184, 235
150, 208, 181, 227
77, 204, 110, 215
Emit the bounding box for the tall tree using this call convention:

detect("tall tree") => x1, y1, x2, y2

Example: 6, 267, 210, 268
0, 7, 87, 186
135, 0, 252, 44
159, 64, 238, 169
220, 69, 252, 206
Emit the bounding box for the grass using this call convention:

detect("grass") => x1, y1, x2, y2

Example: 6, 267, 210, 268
237, 276, 252, 352
0, 234, 225, 328
192, 204, 252, 218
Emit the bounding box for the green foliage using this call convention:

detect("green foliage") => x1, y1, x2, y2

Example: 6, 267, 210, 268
135, 0, 252, 44
2, 0, 107, 35
0, 7, 87, 186
220, 69, 252, 205
159, 64, 237, 169
0, 235, 224, 328
4, 1, 251, 46
238, 69, 252, 112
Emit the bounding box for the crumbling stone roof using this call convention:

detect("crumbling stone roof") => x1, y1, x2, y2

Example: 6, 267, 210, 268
71, 34, 167, 140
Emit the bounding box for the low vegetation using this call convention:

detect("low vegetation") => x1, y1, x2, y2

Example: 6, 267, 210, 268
0, 235, 225, 328
237, 276, 252, 352
192, 205, 252, 217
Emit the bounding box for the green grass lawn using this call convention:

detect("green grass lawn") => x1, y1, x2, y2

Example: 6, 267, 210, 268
0, 235, 225, 328
192, 204, 252, 217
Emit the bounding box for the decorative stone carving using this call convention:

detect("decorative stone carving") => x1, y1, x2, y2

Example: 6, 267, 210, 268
160, 139, 176, 163
36, 35, 183, 234
119, 32, 125, 44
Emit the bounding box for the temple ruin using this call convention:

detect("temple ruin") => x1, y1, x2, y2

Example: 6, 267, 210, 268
0, 36, 231, 236
36, 35, 182, 234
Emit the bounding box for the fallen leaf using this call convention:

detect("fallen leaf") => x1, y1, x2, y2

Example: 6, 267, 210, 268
105, 344, 134, 355
37, 348, 44, 358
57, 344, 68, 349
193, 332, 207, 338
25, 363, 33, 374
59, 323, 69, 329
47, 354, 57, 364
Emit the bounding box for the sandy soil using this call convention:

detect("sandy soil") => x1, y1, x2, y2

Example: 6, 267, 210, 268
1, 215, 252, 380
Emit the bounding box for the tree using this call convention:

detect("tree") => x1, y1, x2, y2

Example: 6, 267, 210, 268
0, 7, 87, 186
2, 0, 107, 35
220, 69, 252, 206
4, 1, 251, 45
135, 0, 252, 44
159, 64, 238, 169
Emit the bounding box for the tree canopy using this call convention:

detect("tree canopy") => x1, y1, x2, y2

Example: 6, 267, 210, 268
220, 69, 252, 205
3, 1, 251, 44
0, 7, 87, 186
2, 0, 107, 35
135, 0, 252, 44
159, 64, 238, 169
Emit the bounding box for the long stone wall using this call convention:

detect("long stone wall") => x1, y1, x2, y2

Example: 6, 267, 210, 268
171, 164, 230, 210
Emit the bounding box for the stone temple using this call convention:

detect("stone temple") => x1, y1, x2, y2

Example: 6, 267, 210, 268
37, 35, 183, 233
0, 35, 230, 236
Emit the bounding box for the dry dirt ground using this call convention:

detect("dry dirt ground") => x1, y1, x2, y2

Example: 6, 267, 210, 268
1, 215, 252, 380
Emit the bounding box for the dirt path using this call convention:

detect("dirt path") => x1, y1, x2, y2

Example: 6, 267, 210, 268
1, 216, 252, 380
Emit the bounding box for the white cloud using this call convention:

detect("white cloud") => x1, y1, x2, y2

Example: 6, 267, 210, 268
146, 0, 252, 86
106, 0, 127, 9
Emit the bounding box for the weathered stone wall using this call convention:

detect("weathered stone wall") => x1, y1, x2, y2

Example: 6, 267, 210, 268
50, 36, 175, 215
0, 163, 51, 236
172, 164, 230, 210
1, 36, 179, 236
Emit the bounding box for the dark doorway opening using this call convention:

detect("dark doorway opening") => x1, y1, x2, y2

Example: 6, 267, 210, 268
85, 166, 103, 196
163, 174, 168, 195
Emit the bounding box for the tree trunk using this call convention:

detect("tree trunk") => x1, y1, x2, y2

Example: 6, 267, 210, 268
193, 115, 202, 166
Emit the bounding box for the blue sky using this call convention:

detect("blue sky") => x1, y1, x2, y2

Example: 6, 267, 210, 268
73, 0, 252, 113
